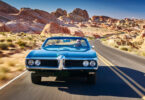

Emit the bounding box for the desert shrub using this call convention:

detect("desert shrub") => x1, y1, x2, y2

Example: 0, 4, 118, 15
17, 32, 27, 37
87, 37, 94, 40
0, 39, 5, 42
119, 46, 128, 51
0, 59, 3, 64
0, 32, 6, 36
0, 50, 2, 54
20, 45, 25, 49
0, 66, 10, 73
16, 40, 27, 47
0, 43, 9, 50
41, 39, 45, 42
142, 53, 145, 57
101, 38, 107, 41
8, 42, 15, 48
8, 61, 16, 66
17, 66, 25, 71
140, 51, 145, 57
0, 72, 9, 80
114, 45, 119, 48
7, 38, 13, 42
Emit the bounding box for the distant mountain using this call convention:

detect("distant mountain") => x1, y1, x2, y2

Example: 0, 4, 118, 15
0, 0, 19, 13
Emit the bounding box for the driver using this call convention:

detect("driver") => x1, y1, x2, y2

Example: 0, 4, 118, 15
75, 39, 82, 47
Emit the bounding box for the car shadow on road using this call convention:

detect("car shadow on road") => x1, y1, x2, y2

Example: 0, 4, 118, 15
38, 66, 144, 99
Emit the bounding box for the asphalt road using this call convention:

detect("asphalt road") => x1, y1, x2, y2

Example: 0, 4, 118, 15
0, 40, 145, 100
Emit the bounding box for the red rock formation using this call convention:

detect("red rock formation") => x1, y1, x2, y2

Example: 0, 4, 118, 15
80, 23, 87, 27
74, 30, 84, 37
51, 8, 67, 18
17, 8, 56, 24
90, 24, 97, 27
0, 23, 10, 32
41, 22, 70, 34
0, 0, 19, 13
93, 34, 100, 38
68, 8, 89, 22
72, 8, 89, 19
141, 31, 145, 38
5, 20, 44, 34
142, 33, 145, 38
142, 25, 145, 29
91, 16, 109, 22
91, 16, 118, 23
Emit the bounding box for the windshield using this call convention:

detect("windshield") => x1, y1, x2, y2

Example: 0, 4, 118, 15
42, 38, 90, 51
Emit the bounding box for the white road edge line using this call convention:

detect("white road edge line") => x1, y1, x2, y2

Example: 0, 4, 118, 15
0, 70, 27, 90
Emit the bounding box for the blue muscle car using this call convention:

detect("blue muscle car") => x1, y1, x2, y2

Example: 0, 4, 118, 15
25, 37, 98, 84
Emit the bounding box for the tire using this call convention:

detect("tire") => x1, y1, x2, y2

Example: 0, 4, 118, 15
31, 73, 41, 84
87, 72, 97, 84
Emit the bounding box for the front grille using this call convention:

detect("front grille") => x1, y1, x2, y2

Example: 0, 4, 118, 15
65, 60, 84, 67
41, 60, 58, 67
26, 60, 58, 67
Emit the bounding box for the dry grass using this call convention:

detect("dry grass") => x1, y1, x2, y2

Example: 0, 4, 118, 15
0, 43, 9, 50
0, 32, 49, 86
7, 61, 16, 67
0, 72, 9, 80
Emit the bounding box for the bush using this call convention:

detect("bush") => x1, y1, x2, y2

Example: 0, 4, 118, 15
17, 66, 25, 71
17, 40, 27, 47
0, 50, 2, 54
8, 61, 16, 66
0, 43, 9, 50
101, 38, 107, 41
0, 32, 6, 36
0, 72, 9, 80
41, 39, 45, 42
0, 66, 10, 73
140, 52, 145, 57
8, 42, 15, 48
7, 39, 13, 42
115, 45, 119, 48
27, 36, 33, 40
120, 46, 128, 51
0, 39, 5, 42
20, 45, 25, 49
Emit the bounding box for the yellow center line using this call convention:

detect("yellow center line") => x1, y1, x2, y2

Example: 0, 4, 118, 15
97, 51, 145, 100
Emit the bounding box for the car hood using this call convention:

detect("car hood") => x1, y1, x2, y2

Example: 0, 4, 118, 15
26, 49, 97, 58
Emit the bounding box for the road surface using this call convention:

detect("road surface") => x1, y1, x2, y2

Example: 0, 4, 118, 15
0, 40, 144, 100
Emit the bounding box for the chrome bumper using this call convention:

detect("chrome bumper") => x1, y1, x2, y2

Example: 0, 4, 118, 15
26, 66, 98, 70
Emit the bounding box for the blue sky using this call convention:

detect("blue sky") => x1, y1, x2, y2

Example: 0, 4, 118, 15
3, 0, 145, 19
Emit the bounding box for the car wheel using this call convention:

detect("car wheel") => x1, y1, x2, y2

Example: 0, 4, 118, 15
31, 73, 41, 84
87, 72, 96, 84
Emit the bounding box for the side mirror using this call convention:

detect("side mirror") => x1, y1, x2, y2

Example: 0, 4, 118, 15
91, 45, 95, 49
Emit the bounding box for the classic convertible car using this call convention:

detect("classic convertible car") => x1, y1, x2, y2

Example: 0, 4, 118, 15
25, 37, 98, 84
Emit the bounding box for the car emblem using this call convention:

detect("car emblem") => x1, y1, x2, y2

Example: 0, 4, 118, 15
57, 55, 65, 70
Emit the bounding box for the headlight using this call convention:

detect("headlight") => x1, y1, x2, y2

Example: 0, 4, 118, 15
28, 60, 34, 66
90, 61, 96, 67
35, 60, 41, 66
83, 61, 89, 67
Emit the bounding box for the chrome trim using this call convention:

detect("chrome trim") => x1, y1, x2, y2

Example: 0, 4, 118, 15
57, 55, 65, 70
26, 64, 98, 70
26, 66, 98, 70
26, 57, 97, 60
26, 57, 57, 60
